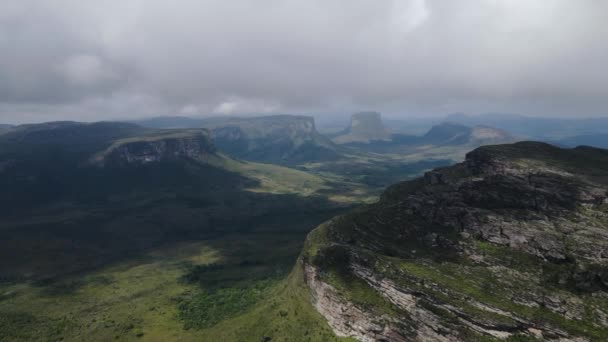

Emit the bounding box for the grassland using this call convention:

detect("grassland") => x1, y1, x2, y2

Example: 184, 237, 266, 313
0, 211, 353, 342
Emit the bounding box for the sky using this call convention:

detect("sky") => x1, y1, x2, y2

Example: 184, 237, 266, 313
0, 0, 607, 124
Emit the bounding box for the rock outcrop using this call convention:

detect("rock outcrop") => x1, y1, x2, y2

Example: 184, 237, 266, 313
333, 112, 391, 144
93, 130, 216, 166
302, 142, 608, 341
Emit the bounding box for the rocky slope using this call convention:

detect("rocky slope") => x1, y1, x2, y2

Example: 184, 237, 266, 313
333, 112, 390, 144
201, 115, 339, 164
301, 142, 608, 341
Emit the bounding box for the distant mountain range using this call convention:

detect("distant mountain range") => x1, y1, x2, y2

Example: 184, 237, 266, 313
446, 112, 608, 139
331, 112, 517, 154
132, 112, 608, 151
133, 115, 340, 164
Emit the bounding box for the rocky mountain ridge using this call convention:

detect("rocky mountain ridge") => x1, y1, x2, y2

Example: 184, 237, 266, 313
301, 142, 608, 341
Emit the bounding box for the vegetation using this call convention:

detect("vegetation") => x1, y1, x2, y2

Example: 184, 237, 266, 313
2, 121, 556, 341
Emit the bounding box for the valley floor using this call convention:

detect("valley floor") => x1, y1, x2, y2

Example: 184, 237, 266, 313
0, 212, 353, 342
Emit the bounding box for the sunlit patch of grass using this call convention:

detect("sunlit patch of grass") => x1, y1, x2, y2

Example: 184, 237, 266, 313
0, 241, 222, 341
216, 156, 327, 195
0, 210, 347, 341
197, 265, 356, 342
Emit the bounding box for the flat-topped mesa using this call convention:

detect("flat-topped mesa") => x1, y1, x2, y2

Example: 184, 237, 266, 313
422, 122, 516, 146
207, 115, 318, 144
93, 129, 216, 167
333, 111, 390, 144
201, 115, 338, 164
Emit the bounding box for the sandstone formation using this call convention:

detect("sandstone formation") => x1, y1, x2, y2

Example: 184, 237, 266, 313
202, 115, 339, 164
333, 112, 391, 144
93, 130, 216, 166
302, 142, 608, 341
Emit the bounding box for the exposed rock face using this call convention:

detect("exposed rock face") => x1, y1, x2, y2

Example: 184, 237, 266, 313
302, 142, 608, 341
303, 262, 411, 342
94, 130, 216, 166
333, 112, 390, 144
201, 115, 338, 164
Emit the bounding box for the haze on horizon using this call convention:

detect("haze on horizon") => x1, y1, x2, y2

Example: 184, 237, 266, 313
1, 0, 607, 124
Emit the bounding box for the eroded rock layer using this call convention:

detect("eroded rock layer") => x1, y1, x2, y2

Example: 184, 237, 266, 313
302, 142, 608, 341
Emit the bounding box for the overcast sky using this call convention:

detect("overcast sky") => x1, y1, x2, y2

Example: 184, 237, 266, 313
1, 0, 607, 123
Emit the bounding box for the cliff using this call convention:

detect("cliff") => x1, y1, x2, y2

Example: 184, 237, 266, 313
301, 142, 608, 341
92, 129, 216, 167
201, 115, 339, 164
333, 112, 390, 144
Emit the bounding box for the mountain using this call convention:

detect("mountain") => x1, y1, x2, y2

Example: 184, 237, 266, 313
332, 112, 390, 144
423, 122, 516, 146
301, 141, 608, 341
132, 114, 345, 164
0, 121, 344, 281
446, 113, 608, 139
342, 123, 517, 156
90, 129, 216, 167
200, 115, 340, 164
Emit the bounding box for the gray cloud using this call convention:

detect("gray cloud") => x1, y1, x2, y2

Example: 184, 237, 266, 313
1, 0, 607, 123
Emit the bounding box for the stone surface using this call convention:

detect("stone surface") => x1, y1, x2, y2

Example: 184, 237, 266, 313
302, 142, 608, 341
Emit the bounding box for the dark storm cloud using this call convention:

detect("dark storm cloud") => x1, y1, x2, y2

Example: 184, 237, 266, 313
1, 0, 607, 123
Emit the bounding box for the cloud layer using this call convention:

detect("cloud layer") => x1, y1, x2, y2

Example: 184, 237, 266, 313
1, 0, 607, 123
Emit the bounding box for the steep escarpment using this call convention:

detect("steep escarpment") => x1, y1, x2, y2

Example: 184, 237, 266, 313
301, 142, 608, 341
93, 129, 216, 166
201, 115, 339, 164
333, 112, 390, 144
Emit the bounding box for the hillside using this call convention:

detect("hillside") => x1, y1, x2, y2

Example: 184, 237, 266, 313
0, 121, 356, 281
301, 142, 608, 341
0, 121, 370, 341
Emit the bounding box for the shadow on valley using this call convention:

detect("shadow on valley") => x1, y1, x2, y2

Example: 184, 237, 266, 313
0, 160, 345, 283
0, 123, 349, 284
